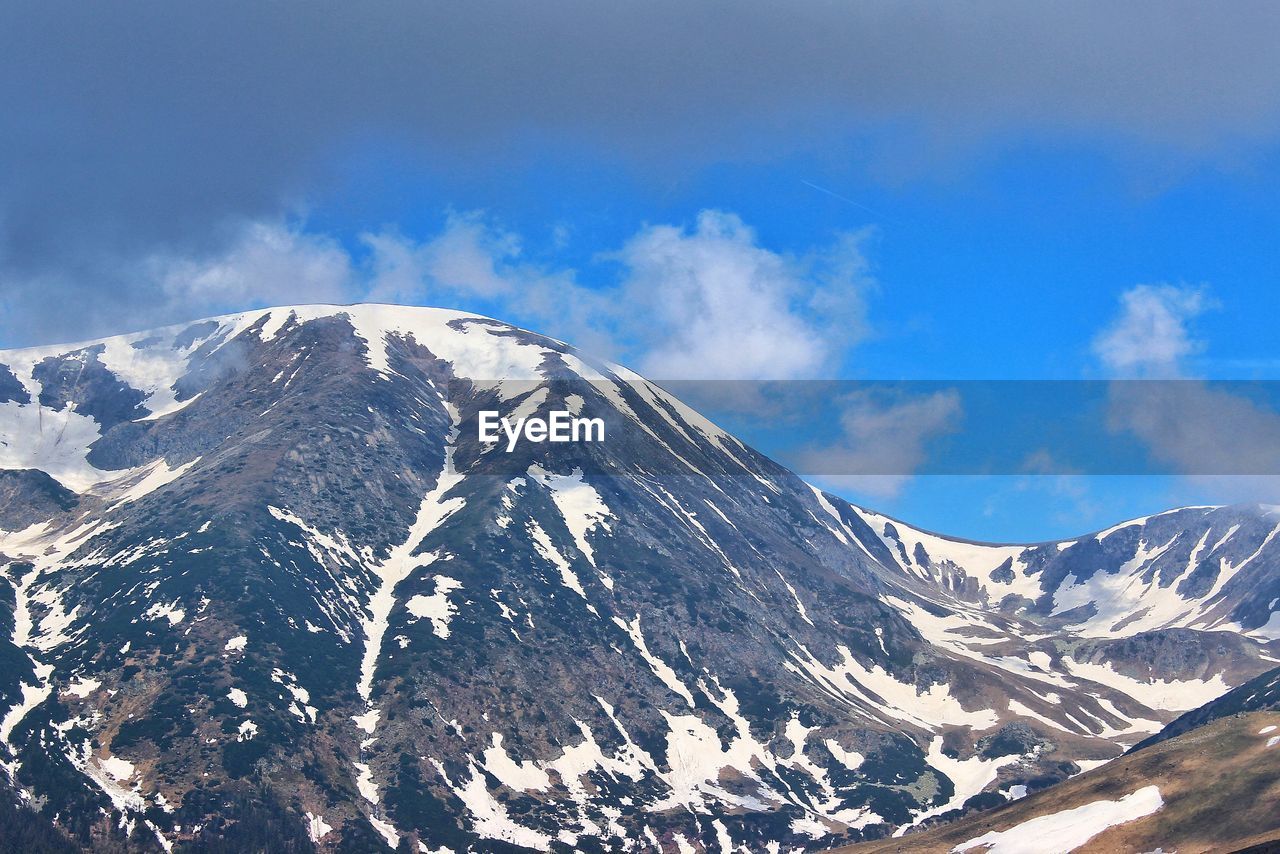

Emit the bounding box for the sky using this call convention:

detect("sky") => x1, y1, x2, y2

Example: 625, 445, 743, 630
3, 1, 1280, 541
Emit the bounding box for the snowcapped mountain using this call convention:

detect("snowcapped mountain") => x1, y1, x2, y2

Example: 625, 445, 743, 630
824, 502, 1280, 713
846, 502, 1280, 641
0, 304, 1277, 852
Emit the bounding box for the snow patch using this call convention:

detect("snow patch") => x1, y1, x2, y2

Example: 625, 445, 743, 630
899, 737, 1018, 833
354, 762, 379, 804
144, 601, 186, 626
305, 812, 333, 843
529, 468, 613, 567
952, 785, 1163, 853
405, 575, 464, 638
100, 755, 135, 782
613, 614, 694, 707
436, 760, 553, 850
64, 678, 100, 698
785, 643, 999, 730
356, 402, 465, 705
1062, 658, 1230, 711
352, 709, 381, 734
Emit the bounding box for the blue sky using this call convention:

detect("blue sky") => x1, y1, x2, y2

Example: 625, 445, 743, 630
3, 2, 1280, 541
312, 137, 1280, 384
295, 137, 1280, 541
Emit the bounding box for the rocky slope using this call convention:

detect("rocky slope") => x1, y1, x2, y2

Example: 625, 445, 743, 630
0, 304, 1277, 852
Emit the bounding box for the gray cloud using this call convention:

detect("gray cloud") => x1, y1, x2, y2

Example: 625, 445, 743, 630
797, 388, 963, 497
3, 1, 1280, 341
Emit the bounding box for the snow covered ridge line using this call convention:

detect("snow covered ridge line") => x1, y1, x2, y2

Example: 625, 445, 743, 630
952, 785, 1164, 854
8, 300, 1280, 477
0, 302, 741, 487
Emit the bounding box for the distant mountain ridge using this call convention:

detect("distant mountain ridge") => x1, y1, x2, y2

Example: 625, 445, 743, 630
0, 304, 1276, 852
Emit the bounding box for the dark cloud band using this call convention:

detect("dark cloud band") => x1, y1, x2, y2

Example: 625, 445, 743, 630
3, 1, 1280, 340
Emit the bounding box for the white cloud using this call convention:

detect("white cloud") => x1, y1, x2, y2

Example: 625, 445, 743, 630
310, 208, 869, 382
1092, 284, 1210, 376
363, 212, 526, 303
148, 221, 355, 313
613, 211, 871, 380
132, 213, 575, 335
1107, 380, 1280, 485
117, 208, 877, 386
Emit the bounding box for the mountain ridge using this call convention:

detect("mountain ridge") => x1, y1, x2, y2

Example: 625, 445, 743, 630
0, 303, 1277, 852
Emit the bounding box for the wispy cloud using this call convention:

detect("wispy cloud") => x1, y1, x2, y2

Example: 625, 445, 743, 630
147, 222, 355, 313
362, 213, 534, 303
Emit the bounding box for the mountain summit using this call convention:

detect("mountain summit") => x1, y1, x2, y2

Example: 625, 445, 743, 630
1, 305, 1277, 851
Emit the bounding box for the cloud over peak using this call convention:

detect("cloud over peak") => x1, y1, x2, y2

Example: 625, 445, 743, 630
15, 210, 870, 383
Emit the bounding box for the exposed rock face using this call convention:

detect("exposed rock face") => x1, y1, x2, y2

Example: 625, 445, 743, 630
0, 304, 1276, 851
0, 470, 78, 532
